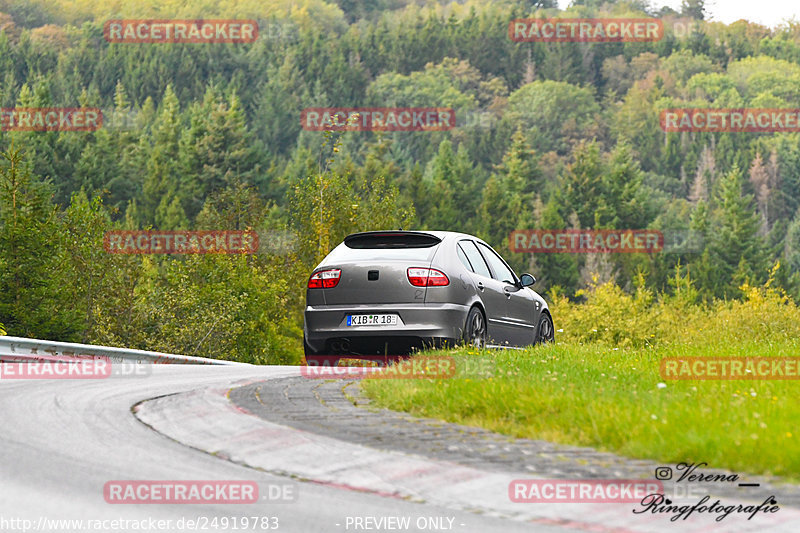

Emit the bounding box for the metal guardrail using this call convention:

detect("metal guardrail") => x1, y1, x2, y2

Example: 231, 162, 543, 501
0, 336, 246, 365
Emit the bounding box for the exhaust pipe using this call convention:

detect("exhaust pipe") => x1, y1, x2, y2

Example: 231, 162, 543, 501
330, 341, 341, 353
340, 338, 351, 353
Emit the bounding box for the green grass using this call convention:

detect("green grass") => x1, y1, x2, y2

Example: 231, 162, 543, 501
363, 279, 800, 476
361, 279, 800, 480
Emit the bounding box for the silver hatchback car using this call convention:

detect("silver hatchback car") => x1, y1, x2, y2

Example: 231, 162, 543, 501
303, 230, 554, 365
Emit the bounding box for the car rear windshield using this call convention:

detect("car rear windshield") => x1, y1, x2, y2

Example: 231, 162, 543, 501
327, 232, 440, 262
344, 232, 440, 249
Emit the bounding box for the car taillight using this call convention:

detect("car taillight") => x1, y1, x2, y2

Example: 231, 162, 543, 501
407, 267, 449, 287
308, 269, 341, 289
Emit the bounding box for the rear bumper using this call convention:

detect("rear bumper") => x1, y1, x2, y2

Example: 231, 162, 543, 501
304, 302, 469, 355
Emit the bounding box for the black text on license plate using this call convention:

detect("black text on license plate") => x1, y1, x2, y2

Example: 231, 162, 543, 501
347, 314, 398, 326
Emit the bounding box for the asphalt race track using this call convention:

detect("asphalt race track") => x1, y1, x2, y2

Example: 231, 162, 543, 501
0, 366, 575, 533
2, 365, 797, 533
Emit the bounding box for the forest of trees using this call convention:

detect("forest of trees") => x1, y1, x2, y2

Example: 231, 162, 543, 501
2, 0, 800, 361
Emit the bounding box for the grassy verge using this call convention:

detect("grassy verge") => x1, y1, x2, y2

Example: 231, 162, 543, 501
360, 278, 800, 480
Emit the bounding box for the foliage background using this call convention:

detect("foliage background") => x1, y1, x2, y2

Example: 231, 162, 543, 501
2, 0, 800, 361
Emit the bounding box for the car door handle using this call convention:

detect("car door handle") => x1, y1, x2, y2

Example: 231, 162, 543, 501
477, 282, 484, 291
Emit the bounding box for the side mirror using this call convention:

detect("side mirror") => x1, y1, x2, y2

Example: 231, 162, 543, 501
520, 273, 536, 287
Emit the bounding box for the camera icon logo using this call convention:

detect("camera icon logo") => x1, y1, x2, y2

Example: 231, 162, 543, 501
655, 466, 673, 480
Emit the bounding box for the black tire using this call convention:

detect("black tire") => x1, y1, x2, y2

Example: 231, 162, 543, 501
463, 307, 487, 348
536, 312, 554, 344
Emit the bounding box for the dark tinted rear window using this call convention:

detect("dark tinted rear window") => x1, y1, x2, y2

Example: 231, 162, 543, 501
344, 232, 441, 249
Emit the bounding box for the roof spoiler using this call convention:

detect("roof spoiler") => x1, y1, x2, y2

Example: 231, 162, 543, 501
344, 231, 442, 249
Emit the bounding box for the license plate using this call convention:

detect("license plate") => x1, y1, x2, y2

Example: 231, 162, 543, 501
347, 314, 398, 326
